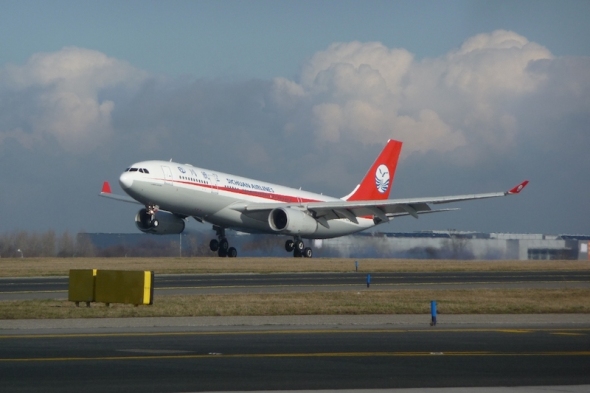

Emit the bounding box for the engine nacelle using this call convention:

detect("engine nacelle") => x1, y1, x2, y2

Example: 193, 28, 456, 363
268, 207, 318, 236
135, 208, 185, 235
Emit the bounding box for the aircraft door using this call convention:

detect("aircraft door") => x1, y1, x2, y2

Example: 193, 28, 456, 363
210, 172, 220, 194
161, 166, 173, 185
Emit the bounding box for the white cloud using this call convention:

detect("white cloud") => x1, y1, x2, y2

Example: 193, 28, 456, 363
312, 103, 343, 143
442, 30, 553, 95
300, 41, 413, 95
0, 32, 569, 161
0, 47, 147, 152
271, 30, 558, 158
1, 33, 587, 171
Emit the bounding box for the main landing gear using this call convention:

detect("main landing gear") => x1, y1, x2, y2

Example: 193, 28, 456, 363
209, 226, 237, 257
285, 237, 313, 258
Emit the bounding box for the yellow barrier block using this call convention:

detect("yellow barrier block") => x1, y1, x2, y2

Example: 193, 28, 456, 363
94, 270, 154, 306
68, 269, 97, 303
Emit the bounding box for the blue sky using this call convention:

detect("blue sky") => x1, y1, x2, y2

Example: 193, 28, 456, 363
2, 1, 588, 79
0, 0, 589, 236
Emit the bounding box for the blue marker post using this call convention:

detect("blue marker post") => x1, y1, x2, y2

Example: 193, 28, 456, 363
430, 300, 437, 326
366, 274, 371, 288
355, 261, 359, 272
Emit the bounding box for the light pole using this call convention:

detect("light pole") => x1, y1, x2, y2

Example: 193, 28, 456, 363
17, 249, 23, 258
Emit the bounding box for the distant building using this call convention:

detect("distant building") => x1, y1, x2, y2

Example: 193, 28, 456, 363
317, 231, 590, 260
79, 231, 590, 260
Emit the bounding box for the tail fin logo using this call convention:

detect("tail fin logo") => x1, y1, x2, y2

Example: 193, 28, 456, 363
375, 164, 390, 194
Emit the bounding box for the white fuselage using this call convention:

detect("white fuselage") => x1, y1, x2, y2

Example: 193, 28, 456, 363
119, 160, 376, 239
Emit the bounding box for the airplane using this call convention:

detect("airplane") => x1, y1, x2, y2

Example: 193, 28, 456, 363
100, 139, 528, 258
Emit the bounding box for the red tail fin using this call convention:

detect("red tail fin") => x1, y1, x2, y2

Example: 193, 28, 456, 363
344, 139, 402, 201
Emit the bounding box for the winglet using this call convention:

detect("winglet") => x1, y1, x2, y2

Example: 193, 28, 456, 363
507, 180, 529, 195
101, 181, 112, 194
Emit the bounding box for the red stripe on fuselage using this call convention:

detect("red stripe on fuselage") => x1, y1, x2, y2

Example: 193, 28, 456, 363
172, 178, 323, 204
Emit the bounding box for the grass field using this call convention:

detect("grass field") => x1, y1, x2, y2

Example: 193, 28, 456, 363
0, 257, 588, 277
1, 289, 589, 320
1, 257, 588, 319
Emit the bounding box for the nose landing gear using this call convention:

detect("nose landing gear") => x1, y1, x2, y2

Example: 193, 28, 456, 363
140, 204, 160, 228
285, 237, 313, 258
209, 226, 237, 257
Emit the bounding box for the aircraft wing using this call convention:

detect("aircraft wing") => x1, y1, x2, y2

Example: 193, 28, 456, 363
234, 180, 529, 225
99, 181, 141, 204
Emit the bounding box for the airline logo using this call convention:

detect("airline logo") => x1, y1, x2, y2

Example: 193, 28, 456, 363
375, 164, 390, 193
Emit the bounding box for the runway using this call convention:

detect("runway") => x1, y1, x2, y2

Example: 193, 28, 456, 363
1, 271, 589, 300
1, 317, 589, 393
2, 271, 589, 391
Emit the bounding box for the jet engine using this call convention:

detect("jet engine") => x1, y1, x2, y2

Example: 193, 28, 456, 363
268, 207, 318, 236
135, 208, 185, 234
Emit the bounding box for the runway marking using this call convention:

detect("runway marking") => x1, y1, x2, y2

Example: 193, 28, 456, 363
1, 351, 590, 362
119, 349, 194, 354
1, 328, 590, 340
0, 290, 66, 294
155, 279, 590, 291
551, 332, 586, 336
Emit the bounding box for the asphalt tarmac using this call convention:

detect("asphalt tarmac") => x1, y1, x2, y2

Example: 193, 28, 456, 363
1, 272, 589, 392
1, 271, 589, 300
0, 315, 589, 393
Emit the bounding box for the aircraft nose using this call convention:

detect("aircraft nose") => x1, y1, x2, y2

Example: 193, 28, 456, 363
119, 172, 134, 190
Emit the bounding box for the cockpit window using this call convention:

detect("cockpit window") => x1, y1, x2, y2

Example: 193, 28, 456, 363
126, 167, 149, 173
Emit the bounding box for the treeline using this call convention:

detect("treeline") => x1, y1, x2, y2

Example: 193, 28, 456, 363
0, 230, 92, 258
95, 233, 217, 258
0, 230, 209, 258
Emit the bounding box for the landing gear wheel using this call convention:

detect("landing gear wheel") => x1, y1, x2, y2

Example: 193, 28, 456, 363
227, 247, 237, 258
303, 247, 313, 258
209, 239, 219, 252
295, 240, 304, 252
285, 240, 294, 252
218, 248, 227, 257
219, 238, 229, 252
